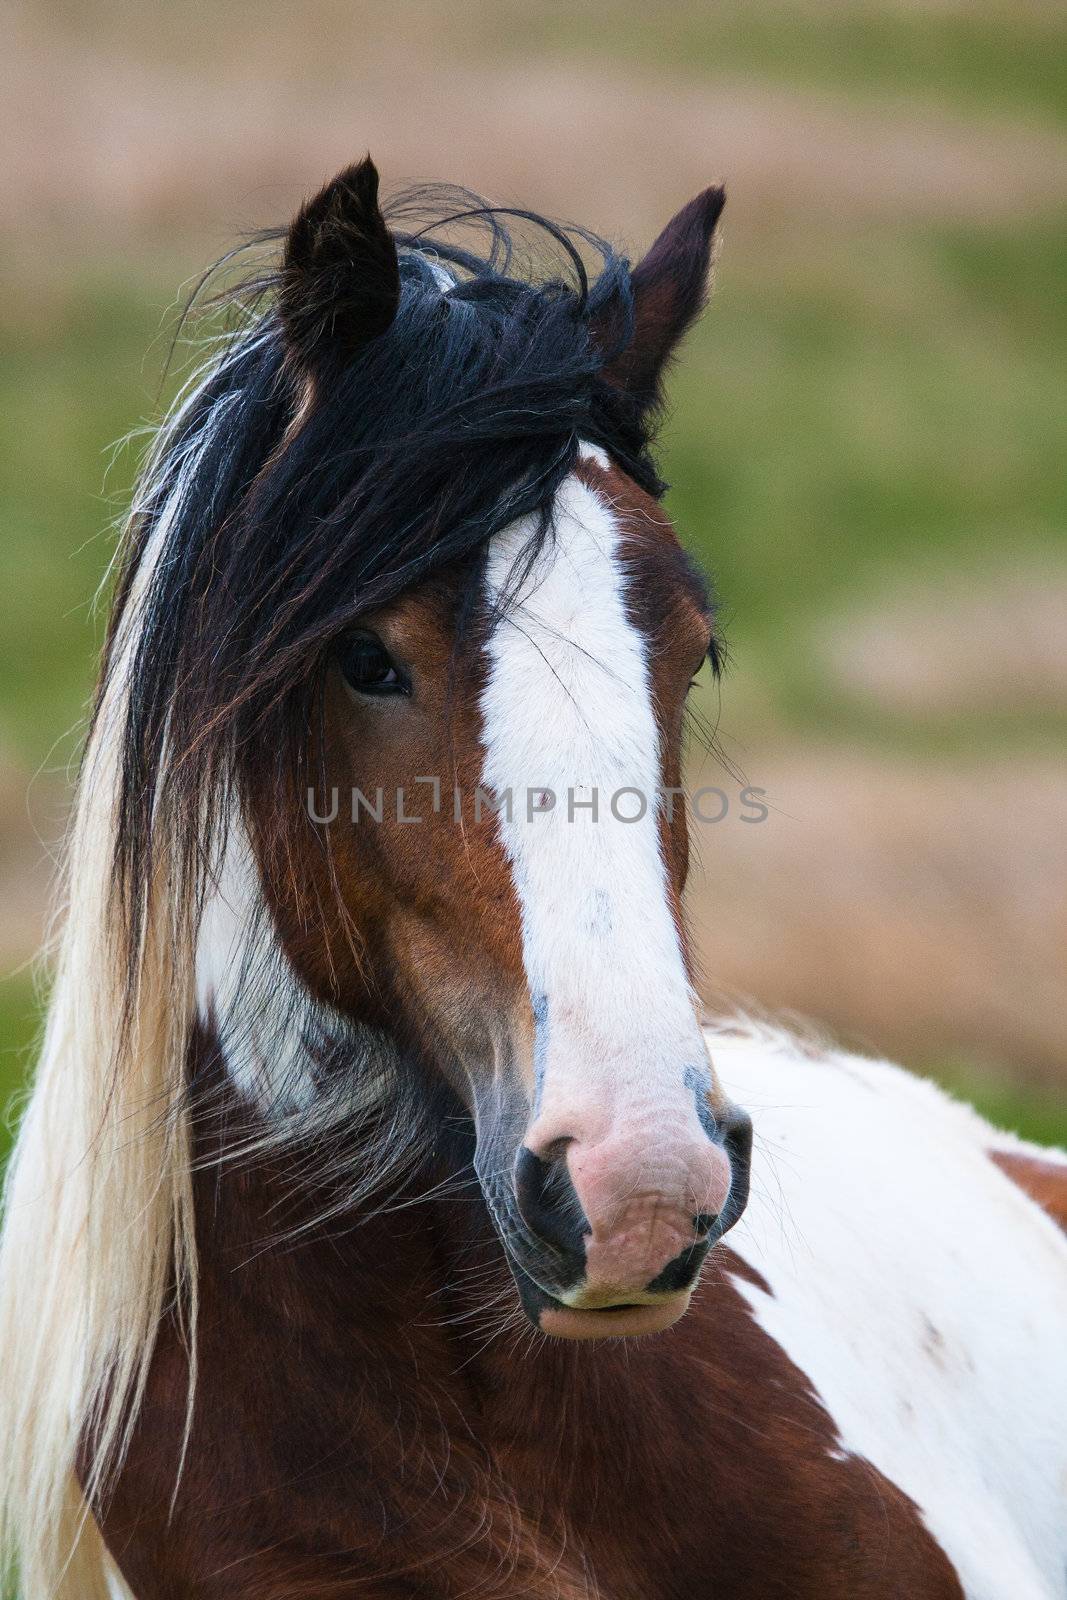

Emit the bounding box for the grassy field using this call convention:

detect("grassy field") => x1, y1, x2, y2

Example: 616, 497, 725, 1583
488, 0, 1067, 126
2, 0, 1065, 1169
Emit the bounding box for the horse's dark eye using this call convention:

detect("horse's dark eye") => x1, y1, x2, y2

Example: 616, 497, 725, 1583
338, 632, 409, 697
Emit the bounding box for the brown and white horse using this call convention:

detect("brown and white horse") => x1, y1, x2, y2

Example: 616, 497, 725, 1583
1, 159, 1066, 1600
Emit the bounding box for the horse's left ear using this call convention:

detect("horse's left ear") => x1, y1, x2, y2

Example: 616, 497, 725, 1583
279, 156, 401, 377
599, 187, 725, 410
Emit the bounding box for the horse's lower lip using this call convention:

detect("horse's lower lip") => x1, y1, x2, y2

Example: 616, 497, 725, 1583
538, 1296, 690, 1341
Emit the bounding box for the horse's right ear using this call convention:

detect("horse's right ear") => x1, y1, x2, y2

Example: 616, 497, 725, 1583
597, 186, 725, 413
279, 157, 400, 376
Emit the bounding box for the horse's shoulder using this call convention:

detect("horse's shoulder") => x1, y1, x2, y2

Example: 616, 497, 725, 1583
699, 1016, 1067, 1600
709, 1015, 1067, 1233
703, 1015, 1042, 1157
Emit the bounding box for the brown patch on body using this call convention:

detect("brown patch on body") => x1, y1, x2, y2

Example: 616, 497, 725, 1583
722, 1247, 773, 1297
991, 1148, 1067, 1234
93, 1049, 963, 1600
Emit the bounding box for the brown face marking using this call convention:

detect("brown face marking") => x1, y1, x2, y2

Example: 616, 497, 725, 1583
254, 565, 531, 1100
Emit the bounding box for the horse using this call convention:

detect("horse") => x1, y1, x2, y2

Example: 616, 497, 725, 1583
1, 156, 1065, 1600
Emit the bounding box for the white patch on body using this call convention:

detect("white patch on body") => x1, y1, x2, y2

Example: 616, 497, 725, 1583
713, 1024, 1067, 1600
480, 465, 718, 1190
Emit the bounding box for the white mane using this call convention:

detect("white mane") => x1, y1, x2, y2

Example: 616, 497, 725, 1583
0, 355, 225, 1599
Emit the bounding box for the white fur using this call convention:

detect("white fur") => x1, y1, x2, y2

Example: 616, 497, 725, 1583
195, 816, 402, 1133
0, 348, 231, 1598
195, 820, 319, 1110
577, 440, 610, 470
480, 467, 718, 1150
712, 1023, 1067, 1599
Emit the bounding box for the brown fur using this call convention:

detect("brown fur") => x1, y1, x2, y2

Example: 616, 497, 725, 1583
991, 1149, 1067, 1235
94, 1050, 962, 1600
255, 567, 531, 1099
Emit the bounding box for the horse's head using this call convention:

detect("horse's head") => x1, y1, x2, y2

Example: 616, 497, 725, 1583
166, 160, 751, 1337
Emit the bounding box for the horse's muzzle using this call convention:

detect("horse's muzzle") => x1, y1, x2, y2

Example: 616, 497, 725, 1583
498, 1101, 753, 1338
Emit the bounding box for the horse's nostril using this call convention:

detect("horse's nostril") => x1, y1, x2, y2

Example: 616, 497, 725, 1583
513, 1146, 588, 1259
693, 1211, 719, 1238
646, 1238, 710, 1296
716, 1104, 754, 1237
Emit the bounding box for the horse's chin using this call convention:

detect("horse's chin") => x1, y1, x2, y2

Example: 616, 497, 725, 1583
538, 1296, 691, 1341
505, 1257, 693, 1339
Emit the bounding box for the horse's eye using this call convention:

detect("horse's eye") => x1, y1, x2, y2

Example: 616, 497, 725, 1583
338, 632, 409, 697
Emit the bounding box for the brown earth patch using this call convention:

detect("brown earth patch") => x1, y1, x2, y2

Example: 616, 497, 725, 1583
688, 749, 1067, 1083
4, 3, 1067, 263
0, 760, 65, 975
815, 560, 1067, 716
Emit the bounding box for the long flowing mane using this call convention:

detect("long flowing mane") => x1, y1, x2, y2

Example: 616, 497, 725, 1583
0, 188, 666, 1599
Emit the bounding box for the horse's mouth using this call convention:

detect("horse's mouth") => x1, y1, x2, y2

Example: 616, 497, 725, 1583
537, 1295, 691, 1340
504, 1255, 693, 1339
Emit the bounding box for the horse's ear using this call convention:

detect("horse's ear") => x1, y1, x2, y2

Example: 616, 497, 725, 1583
599, 187, 725, 410
279, 157, 400, 376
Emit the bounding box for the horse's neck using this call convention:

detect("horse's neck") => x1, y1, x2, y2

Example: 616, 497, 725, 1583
103, 1077, 611, 1597
97, 1059, 963, 1600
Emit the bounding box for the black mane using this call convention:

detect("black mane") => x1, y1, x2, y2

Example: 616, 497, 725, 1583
105, 188, 665, 957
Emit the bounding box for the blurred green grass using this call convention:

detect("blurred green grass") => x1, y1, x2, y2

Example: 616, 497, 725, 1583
59, 0, 1067, 125
0, 274, 181, 764
667, 215, 1067, 744
0, 973, 38, 1168
490, 0, 1067, 126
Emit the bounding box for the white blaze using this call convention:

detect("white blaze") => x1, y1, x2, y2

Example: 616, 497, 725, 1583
480, 463, 714, 1151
